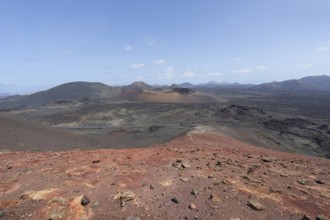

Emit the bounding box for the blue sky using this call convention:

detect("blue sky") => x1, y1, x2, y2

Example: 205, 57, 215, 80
1, 0, 330, 93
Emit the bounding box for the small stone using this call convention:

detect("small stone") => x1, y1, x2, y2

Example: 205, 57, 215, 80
126, 216, 142, 220
181, 163, 190, 169
297, 179, 307, 185
189, 203, 197, 210
93, 202, 99, 208
247, 199, 264, 211
316, 214, 330, 220
180, 177, 190, 182
92, 160, 100, 163
208, 174, 214, 178
149, 185, 154, 190
247, 165, 259, 174
209, 194, 221, 203
121, 200, 126, 207
213, 181, 221, 186
116, 191, 136, 201
261, 157, 273, 162
191, 189, 198, 197
222, 178, 231, 185
171, 197, 180, 204
301, 215, 311, 220
315, 179, 325, 184
81, 195, 90, 206
0, 210, 5, 217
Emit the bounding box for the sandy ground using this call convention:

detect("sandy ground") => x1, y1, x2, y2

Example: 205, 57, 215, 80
0, 127, 329, 220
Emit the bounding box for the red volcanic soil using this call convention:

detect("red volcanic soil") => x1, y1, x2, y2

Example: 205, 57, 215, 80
0, 131, 329, 220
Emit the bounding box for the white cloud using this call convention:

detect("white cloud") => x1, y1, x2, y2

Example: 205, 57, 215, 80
153, 59, 167, 65
316, 46, 329, 52
158, 66, 222, 80
231, 68, 252, 74
125, 45, 132, 52
158, 66, 175, 79
256, 65, 267, 70
182, 71, 197, 77
147, 37, 162, 47
234, 58, 243, 62
299, 63, 314, 68
129, 63, 145, 69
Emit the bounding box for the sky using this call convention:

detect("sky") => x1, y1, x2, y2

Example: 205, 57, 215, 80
1, 0, 330, 93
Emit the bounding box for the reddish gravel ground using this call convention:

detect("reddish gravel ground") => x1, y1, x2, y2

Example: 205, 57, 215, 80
0, 130, 329, 220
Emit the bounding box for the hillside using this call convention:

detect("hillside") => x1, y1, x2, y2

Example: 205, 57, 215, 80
0, 113, 101, 151
0, 128, 329, 219
0, 82, 121, 110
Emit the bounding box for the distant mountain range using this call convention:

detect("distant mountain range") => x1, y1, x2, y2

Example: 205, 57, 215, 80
0, 75, 329, 110
251, 75, 330, 92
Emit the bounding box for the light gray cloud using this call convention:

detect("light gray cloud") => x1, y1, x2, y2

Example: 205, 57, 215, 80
129, 63, 145, 69
256, 65, 267, 70
316, 46, 329, 52
299, 63, 314, 68
231, 68, 251, 74
153, 59, 167, 65
125, 45, 132, 52
234, 57, 243, 62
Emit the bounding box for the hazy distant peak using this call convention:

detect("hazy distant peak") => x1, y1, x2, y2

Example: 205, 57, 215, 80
128, 81, 151, 88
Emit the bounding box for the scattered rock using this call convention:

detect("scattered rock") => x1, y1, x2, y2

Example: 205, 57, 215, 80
316, 214, 330, 220
247, 164, 260, 174
315, 179, 325, 184
181, 163, 191, 169
172, 160, 190, 169
115, 191, 136, 201
126, 217, 142, 220
247, 199, 265, 211
191, 189, 198, 197
222, 178, 231, 185
301, 215, 311, 220
81, 195, 90, 206
171, 197, 180, 204
121, 200, 126, 207
93, 202, 100, 208
261, 157, 274, 162
209, 194, 221, 203
180, 177, 190, 182
297, 179, 307, 185
188, 203, 197, 210
148, 125, 162, 133
115, 191, 136, 207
